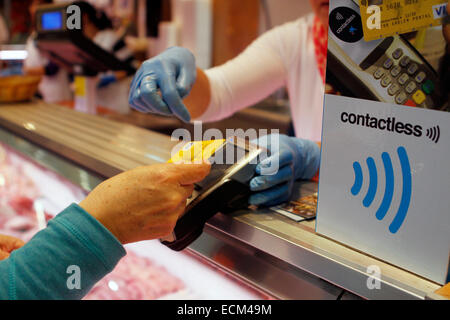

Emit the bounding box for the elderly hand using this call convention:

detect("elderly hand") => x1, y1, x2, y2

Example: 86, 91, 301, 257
80, 163, 211, 244
0, 234, 25, 260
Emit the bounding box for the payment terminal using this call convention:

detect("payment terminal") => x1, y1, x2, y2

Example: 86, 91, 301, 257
35, 3, 135, 75
161, 137, 265, 251
327, 0, 445, 110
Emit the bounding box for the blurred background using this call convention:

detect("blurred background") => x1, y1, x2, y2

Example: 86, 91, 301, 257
0, 0, 313, 136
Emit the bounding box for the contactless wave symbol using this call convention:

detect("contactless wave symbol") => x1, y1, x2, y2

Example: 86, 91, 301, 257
351, 147, 412, 234
426, 126, 440, 144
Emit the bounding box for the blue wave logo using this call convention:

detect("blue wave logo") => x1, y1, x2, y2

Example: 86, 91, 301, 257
351, 147, 412, 234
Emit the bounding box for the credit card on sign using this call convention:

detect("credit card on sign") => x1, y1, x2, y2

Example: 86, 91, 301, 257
168, 140, 226, 163
359, 0, 449, 41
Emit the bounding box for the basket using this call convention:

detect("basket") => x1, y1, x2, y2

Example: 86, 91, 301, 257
0, 75, 42, 103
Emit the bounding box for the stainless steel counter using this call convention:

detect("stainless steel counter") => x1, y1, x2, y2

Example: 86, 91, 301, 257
0, 101, 443, 300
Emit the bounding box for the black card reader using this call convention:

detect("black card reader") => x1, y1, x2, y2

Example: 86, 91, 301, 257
160, 137, 265, 251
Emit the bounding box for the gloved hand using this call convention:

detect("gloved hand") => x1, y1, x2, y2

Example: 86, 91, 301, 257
128, 47, 197, 122
249, 134, 320, 206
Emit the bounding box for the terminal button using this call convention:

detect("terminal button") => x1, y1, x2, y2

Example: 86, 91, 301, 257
405, 81, 417, 94
399, 56, 411, 67
407, 63, 418, 75
395, 91, 408, 104
373, 67, 385, 79
412, 90, 426, 105
422, 80, 435, 95
383, 58, 394, 69
381, 75, 392, 87
404, 100, 417, 107
390, 65, 402, 77
398, 73, 409, 85
388, 83, 400, 96
414, 71, 426, 84
392, 48, 403, 59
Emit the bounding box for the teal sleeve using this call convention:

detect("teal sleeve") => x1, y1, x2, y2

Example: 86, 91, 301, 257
0, 203, 126, 300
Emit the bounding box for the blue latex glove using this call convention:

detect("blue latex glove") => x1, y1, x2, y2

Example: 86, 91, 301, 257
249, 134, 321, 206
97, 74, 117, 89
128, 47, 196, 122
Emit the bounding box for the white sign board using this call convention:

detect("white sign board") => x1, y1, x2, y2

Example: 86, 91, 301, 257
317, 0, 450, 284
317, 95, 450, 284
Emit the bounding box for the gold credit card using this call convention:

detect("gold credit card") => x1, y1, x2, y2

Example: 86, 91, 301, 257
359, 0, 449, 41
168, 140, 226, 163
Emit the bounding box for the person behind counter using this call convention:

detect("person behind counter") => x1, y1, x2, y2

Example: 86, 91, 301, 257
72, 0, 136, 88
128, 0, 331, 207
0, 162, 211, 300
129, 0, 450, 206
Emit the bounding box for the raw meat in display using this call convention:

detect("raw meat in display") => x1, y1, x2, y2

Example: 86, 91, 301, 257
84, 250, 186, 300
0, 143, 82, 241
0, 150, 45, 241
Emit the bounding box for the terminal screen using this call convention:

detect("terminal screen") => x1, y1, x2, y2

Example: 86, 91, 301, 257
41, 11, 63, 31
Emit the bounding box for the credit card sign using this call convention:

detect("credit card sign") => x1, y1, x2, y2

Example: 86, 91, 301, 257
359, 0, 449, 41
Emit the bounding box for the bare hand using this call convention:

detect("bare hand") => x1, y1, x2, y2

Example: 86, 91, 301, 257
79, 163, 211, 244
0, 234, 25, 260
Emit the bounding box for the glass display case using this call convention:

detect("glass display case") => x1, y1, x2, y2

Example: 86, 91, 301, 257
0, 128, 269, 300
0, 101, 443, 300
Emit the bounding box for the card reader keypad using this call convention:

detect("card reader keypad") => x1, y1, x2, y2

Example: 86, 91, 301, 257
388, 83, 400, 96
372, 49, 436, 107
390, 65, 401, 77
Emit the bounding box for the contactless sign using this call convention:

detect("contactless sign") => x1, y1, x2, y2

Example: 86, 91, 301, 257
329, 6, 364, 43
317, 95, 450, 285
317, 0, 450, 285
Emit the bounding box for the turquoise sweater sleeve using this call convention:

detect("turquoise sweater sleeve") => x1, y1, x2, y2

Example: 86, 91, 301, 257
0, 204, 126, 300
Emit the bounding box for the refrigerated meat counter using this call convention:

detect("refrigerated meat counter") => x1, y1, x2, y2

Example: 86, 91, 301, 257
0, 101, 445, 300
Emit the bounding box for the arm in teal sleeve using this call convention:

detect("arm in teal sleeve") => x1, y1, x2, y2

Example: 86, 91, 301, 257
0, 203, 126, 300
